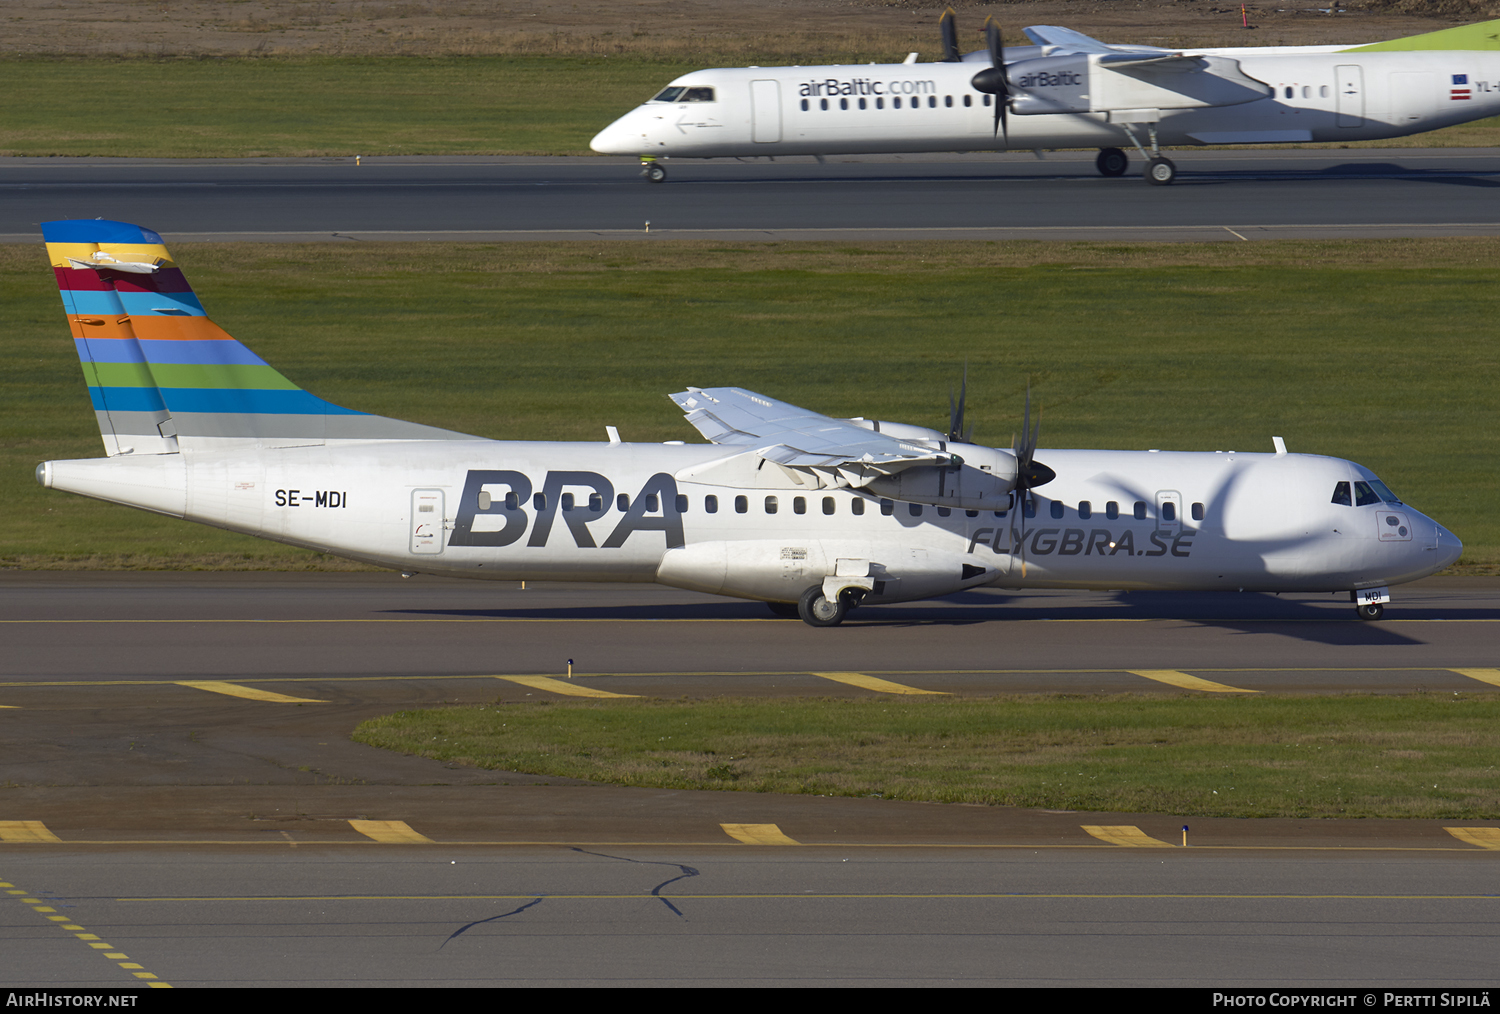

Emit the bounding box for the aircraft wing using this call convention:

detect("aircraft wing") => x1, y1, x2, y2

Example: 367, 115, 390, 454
1022, 24, 1203, 69
669, 387, 952, 475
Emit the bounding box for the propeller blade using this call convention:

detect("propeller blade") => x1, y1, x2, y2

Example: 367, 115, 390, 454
947, 364, 969, 443
986, 17, 1008, 141
939, 7, 960, 63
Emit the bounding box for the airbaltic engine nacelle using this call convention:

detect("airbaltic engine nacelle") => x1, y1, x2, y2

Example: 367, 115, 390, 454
1007, 54, 1272, 116
864, 444, 1019, 511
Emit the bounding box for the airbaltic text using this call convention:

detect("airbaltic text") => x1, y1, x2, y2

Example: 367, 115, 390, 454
798, 78, 936, 97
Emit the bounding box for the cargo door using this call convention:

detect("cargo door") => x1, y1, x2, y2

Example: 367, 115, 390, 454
410, 488, 445, 555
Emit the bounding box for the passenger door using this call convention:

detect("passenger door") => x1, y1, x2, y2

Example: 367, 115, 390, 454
751, 80, 782, 143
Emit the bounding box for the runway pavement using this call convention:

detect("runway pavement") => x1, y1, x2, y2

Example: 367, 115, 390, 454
2, 149, 1499, 243
3, 572, 1499, 985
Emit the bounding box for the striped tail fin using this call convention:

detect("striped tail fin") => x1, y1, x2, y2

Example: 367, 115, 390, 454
43, 219, 470, 455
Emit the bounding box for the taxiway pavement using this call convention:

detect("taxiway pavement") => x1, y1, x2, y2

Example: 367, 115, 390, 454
2, 149, 1498, 243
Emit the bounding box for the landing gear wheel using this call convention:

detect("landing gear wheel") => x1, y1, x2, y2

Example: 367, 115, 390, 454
766, 601, 800, 618
643, 163, 667, 183
797, 586, 847, 627
1356, 602, 1385, 621
1096, 147, 1128, 177
1146, 157, 1177, 186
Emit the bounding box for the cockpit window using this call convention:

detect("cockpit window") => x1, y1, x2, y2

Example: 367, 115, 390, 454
1331, 481, 1352, 506
652, 86, 715, 103
1367, 478, 1402, 505
1353, 481, 1381, 507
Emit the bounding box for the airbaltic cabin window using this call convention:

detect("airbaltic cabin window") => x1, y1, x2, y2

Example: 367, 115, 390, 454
653, 86, 715, 103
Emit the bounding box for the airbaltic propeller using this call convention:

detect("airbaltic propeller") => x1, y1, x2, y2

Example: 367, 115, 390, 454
38, 219, 1461, 624
591, 13, 1500, 185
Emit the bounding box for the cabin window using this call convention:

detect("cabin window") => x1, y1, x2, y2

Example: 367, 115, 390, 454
983, 94, 991, 106
561, 492, 575, 512
735, 495, 748, 514
589, 493, 603, 512
880, 498, 895, 516
616, 493, 629, 512
1320, 85, 1329, 98
705, 495, 718, 514
1331, 481, 1352, 506
909, 503, 923, 517
1353, 481, 1382, 507
675, 494, 688, 513
964, 94, 972, 107
966, 509, 978, 518
1078, 500, 1092, 519
852, 498, 865, 516
1284, 86, 1294, 99
1162, 501, 1177, 522
858, 97, 867, 110
505, 491, 520, 510
893, 96, 902, 109
533, 493, 546, 510
645, 494, 659, 512
840, 98, 848, 110
944, 95, 953, 107
793, 496, 807, 514
1302, 86, 1311, 98
820, 98, 829, 111
1191, 502, 1205, 521
1050, 501, 1065, 519
822, 497, 836, 515
1105, 501, 1119, 520
765, 495, 779, 515
876, 97, 884, 109
1134, 501, 1147, 520
937, 506, 951, 517
801, 99, 809, 111
1023, 499, 1037, 519
995, 508, 1007, 518
928, 95, 937, 108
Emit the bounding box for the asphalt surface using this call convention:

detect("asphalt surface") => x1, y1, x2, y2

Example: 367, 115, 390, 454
2, 573, 1498, 985
2, 149, 1499, 242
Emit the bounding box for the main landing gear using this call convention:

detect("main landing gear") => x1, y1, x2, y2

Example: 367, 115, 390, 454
1096, 147, 1129, 176
641, 157, 666, 183
796, 585, 867, 627
1115, 124, 1178, 186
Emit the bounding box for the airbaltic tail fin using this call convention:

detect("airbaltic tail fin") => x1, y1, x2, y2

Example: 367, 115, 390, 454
43, 219, 471, 455
1343, 17, 1500, 53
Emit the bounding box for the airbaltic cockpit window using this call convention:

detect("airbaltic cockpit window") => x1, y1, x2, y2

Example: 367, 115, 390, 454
1332, 481, 1352, 506
662, 87, 715, 102
1353, 481, 1382, 507
652, 87, 686, 102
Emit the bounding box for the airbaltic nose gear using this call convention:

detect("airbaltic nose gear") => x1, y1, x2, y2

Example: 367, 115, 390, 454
1096, 148, 1129, 176
1146, 157, 1177, 186
640, 158, 667, 183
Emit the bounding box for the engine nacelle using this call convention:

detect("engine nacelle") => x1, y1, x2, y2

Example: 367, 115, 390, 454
864, 444, 1018, 510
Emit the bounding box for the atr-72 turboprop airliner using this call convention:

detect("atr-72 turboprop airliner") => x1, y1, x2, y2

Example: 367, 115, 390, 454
38, 219, 1461, 624
591, 13, 1500, 184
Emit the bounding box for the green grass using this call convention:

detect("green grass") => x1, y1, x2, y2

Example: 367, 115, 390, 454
351, 694, 1500, 819
4, 238, 1498, 569
0, 55, 1497, 156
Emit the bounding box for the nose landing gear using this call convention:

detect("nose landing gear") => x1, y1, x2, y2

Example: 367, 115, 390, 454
640, 157, 667, 183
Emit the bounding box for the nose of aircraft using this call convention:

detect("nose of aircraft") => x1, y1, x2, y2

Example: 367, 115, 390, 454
1434, 523, 1463, 571
590, 112, 642, 155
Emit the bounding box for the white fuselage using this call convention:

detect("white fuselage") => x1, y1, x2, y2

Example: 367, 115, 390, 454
40, 438, 1462, 604
591, 48, 1500, 157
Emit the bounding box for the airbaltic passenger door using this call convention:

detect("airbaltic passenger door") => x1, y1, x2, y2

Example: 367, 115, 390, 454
1336, 65, 1364, 127
410, 488, 445, 555
751, 80, 782, 142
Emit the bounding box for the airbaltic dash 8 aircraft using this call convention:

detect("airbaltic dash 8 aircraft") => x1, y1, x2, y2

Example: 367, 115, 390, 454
591, 12, 1500, 185
38, 219, 1462, 625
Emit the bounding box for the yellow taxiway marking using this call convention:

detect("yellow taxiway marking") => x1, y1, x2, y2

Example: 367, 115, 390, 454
1128, 669, 1258, 693
175, 680, 325, 703
497, 675, 639, 699
1445, 827, 1500, 849
1083, 825, 1175, 847
4, 875, 171, 986
0, 821, 62, 843
348, 820, 435, 844
811, 672, 948, 695
720, 823, 802, 845
1450, 668, 1500, 688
